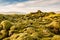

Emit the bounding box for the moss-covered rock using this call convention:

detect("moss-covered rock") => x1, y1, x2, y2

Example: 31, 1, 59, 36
0, 30, 8, 39
51, 35, 60, 40
0, 10, 60, 40
10, 33, 33, 40
1, 20, 12, 30
41, 37, 51, 40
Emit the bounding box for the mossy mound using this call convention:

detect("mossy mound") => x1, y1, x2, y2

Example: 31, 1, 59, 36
0, 10, 60, 40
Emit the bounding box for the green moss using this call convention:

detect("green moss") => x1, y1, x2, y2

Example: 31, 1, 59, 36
3, 37, 10, 40
1, 20, 12, 30
0, 10, 60, 40
41, 37, 51, 40
51, 35, 60, 40
0, 30, 8, 39
0, 24, 3, 31
10, 33, 33, 40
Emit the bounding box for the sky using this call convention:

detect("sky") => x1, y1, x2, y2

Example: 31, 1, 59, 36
0, 0, 60, 13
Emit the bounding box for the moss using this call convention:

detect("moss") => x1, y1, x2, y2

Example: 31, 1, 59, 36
10, 33, 33, 40
51, 35, 60, 40
24, 27, 36, 34
3, 37, 10, 40
0, 10, 60, 40
0, 30, 8, 39
1, 20, 12, 30
0, 24, 3, 31
41, 37, 51, 40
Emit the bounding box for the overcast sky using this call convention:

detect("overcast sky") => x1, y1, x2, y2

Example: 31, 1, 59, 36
0, 0, 60, 13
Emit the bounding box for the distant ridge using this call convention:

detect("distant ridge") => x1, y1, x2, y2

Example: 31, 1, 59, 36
0, 10, 60, 15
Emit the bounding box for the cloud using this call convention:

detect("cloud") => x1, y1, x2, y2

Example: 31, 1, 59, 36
0, 0, 60, 13
0, 0, 28, 5
24, 0, 60, 7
